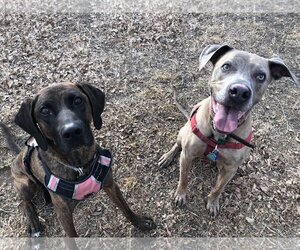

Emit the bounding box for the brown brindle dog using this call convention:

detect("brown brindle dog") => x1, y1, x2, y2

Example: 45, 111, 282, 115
5, 82, 156, 237
158, 45, 298, 217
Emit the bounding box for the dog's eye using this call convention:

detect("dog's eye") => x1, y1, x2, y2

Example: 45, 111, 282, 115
256, 73, 266, 82
74, 97, 83, 106
221, 63, 231, 72
40, 107, 50, 116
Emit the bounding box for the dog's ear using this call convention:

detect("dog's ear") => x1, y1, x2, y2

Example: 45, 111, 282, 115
199, 44, 233, 71
268, 58, 298, 84
76, 83, 105, 130
14, 98, 48, 150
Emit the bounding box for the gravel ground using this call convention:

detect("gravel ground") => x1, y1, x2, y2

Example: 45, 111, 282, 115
0, 12, 299, 237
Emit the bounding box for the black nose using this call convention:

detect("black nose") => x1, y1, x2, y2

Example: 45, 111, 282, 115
228, 84, 251, 104
61, 123, 83, 141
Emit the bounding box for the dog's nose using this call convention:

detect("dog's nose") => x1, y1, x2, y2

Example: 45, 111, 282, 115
61, 123, 83, 140
228, 84, 251, 104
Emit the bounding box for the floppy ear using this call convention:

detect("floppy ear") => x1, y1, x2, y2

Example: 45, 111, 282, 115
199, 44, 233, 71
14, 98, 48, 150
76, 83, 105, 130
268, 58, 299, 84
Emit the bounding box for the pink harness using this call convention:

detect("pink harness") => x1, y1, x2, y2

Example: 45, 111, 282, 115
24, 146, 113, 201
44, 154, 112, 200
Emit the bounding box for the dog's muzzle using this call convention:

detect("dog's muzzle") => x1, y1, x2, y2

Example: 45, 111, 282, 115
58, 122, 93, 152
228, 84, 252, 105
61, 122, 84, 141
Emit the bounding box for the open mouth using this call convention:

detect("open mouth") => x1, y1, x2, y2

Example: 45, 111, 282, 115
211, 97, 248, 134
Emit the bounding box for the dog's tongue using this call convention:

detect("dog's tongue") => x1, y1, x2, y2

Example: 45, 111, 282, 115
213, 102, 239, 133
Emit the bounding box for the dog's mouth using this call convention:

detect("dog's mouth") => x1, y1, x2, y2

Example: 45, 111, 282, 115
211, 97, 249, 134
59, 139, 94, 155
59, 144, 96, 166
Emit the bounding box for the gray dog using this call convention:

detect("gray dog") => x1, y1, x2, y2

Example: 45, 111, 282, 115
159, 44, 298, 216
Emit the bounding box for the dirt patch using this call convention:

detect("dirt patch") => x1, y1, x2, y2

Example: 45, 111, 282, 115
0, 12, 299, 237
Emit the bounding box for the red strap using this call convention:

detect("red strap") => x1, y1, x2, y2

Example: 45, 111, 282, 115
190, 111, 253, 150
204, 144, 215, 157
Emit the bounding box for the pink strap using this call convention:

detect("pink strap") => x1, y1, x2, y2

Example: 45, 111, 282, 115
47, 175, 59, 192
72, 176, 101, 200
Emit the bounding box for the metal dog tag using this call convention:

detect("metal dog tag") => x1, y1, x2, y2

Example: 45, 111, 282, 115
207, 146, 219, 162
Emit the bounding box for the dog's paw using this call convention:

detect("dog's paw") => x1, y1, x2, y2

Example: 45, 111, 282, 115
27, 225, 41, 238
30, 238, 42, 250
158, 153, 173, 168
206, 197, 220, 218
32, 231, 41, 237
134, 215, 157, 231
174, 192, 186, 207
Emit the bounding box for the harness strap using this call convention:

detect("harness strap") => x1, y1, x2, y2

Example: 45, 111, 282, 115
23, 145, 36, 178
190, 109, 253, 150
23, 138, 112, 201
23, 144, 52, 204
40, 148, 112, 200
204, 144, 215, 157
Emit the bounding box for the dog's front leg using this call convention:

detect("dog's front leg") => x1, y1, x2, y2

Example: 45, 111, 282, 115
175, 150, 193, 207
103, 170, 156, 231
51, 194, 78, 237
207, 163, 238, 217
13, 175, 41, 237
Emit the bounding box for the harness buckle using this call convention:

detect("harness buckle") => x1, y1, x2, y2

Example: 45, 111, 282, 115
76, 167, 84, 176
216, 137, 227, 145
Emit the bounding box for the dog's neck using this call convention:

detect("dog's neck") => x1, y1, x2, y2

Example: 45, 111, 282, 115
38, 143, 97, 181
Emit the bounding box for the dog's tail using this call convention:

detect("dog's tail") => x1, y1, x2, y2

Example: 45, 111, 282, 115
0, 122, 20, 155
173, 89, 190, 120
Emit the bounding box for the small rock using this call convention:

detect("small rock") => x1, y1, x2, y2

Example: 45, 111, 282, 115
260, 186, 269, 193
246, 217, 255, 225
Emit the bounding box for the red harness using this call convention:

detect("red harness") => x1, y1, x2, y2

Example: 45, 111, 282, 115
190, 109, 253, 157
